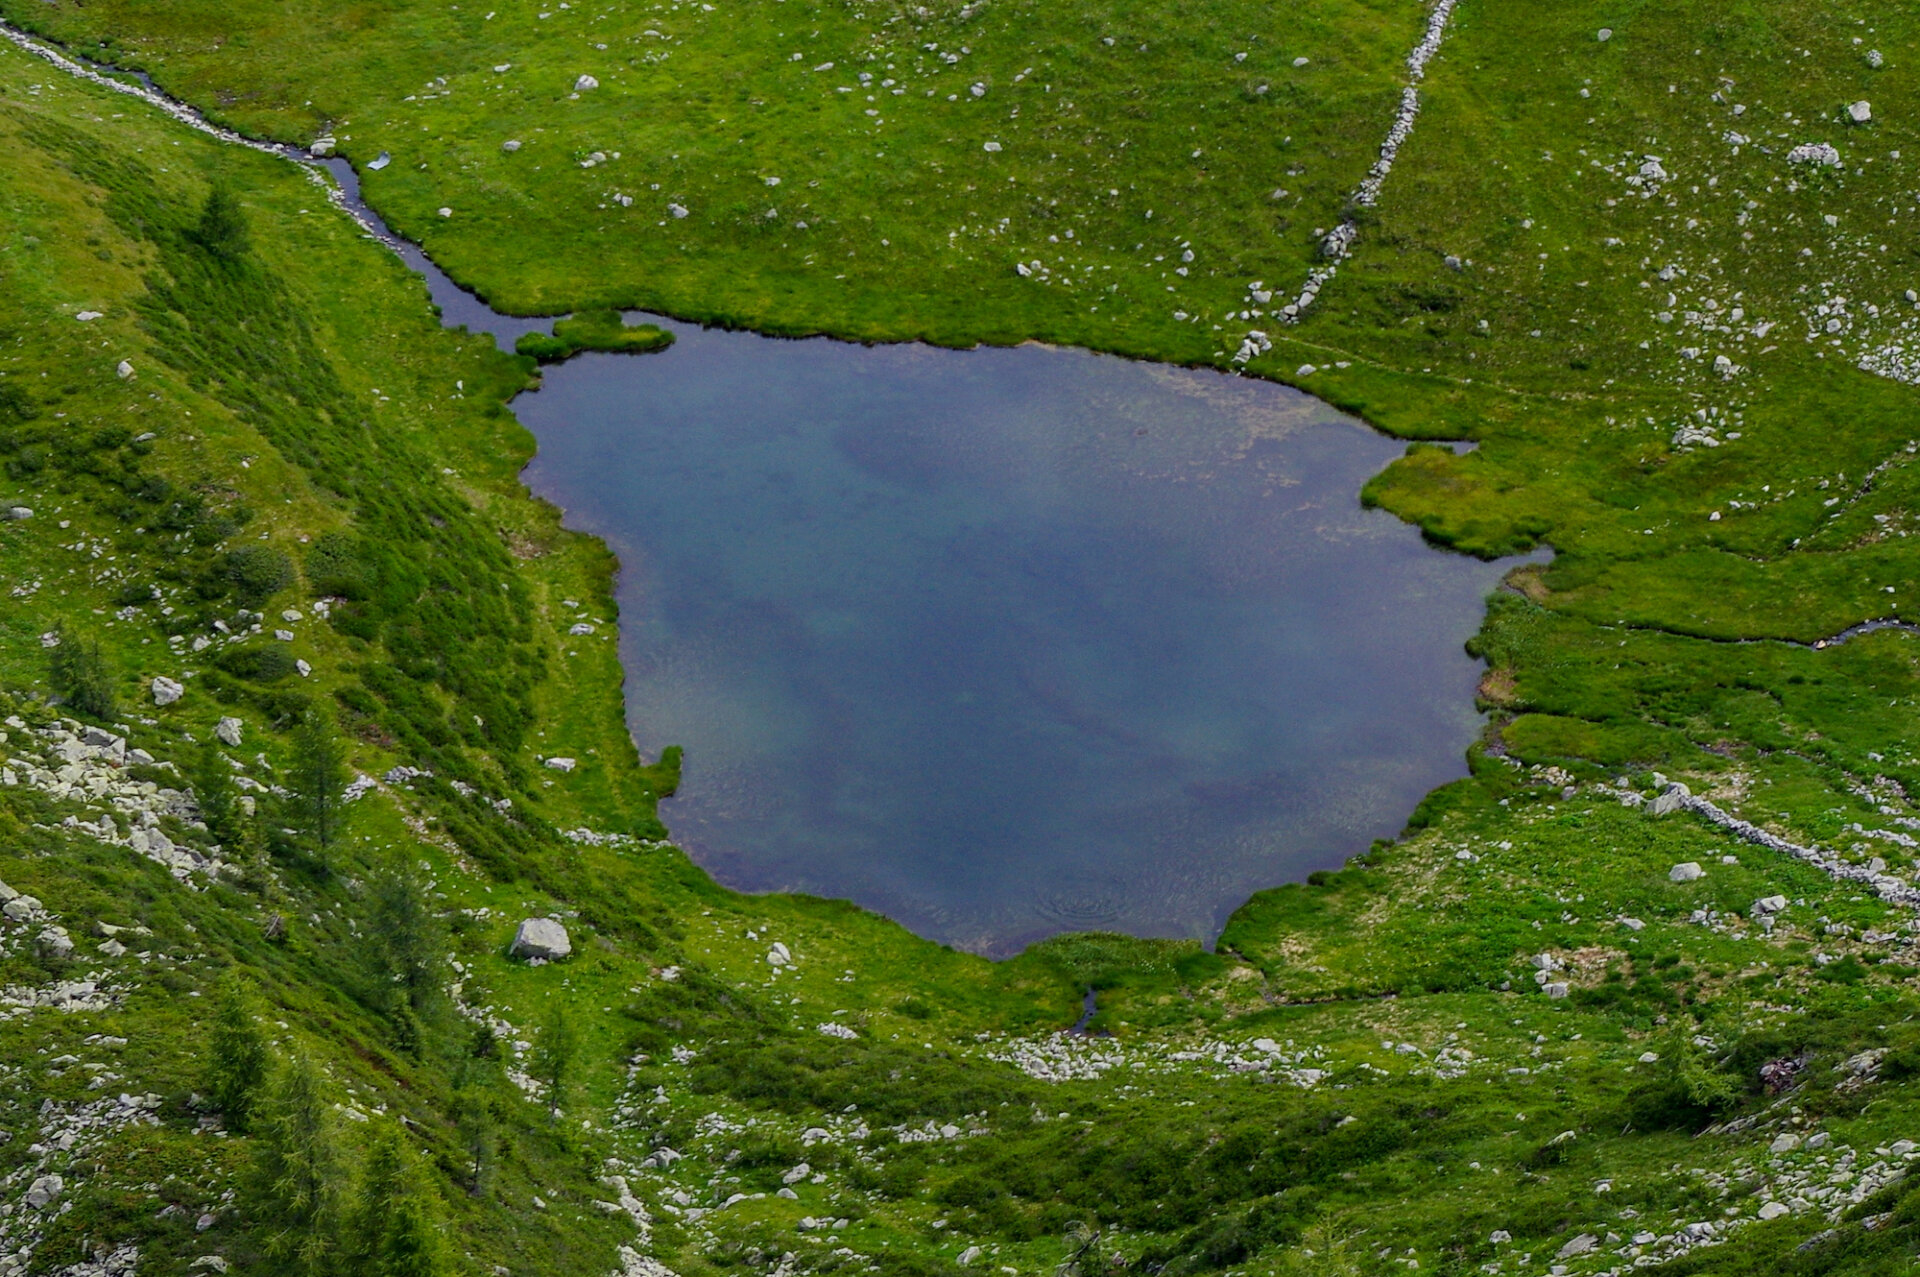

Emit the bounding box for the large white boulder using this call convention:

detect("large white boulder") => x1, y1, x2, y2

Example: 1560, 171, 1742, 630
510, 917, 571, 961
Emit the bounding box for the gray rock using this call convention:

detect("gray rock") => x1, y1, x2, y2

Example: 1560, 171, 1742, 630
503, 139, 522, 152
957, 1246, 984, 1266
4, 506, 31, 521
510, 917, 571, 961
25, 1174, 63, 1208
1544, 981, 1570, 999
215, 717, 244, 747
37, 926, 74, 960
1669, 861, 1706, 883
1848, 101, 1872, 124
1648, 782, 1691, 817
1753, 894, 1788, 915
116, 360, 135, 379
1557, 1233, 1598, 1259
4, 895, 41, 922
367, 151, 391, 171
574, 74, 599, 92
1787, 141, 1842, 167
544, 756, 576, 772
151, 676, 184, 706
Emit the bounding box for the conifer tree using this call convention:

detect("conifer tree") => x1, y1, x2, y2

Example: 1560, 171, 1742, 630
249, 1052, 348, 1274
48, 625, 115, 719
195, 186, 251, 261
351, 1126, 444, 1277
287, 706, 347, 850
367, 857, 446, 1021
205, 973, 269, 1133
532, 1005, 579, 1123
452, 1078, 499, 1198
192, 741, 238, 844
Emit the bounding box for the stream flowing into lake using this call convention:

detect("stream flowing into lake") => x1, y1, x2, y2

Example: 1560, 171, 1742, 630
2, 27, 1525, 955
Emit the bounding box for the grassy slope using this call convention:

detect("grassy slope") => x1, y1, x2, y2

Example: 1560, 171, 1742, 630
6, 1, 1920, 1275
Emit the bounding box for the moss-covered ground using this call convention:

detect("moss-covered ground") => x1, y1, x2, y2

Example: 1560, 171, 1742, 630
6, 1, 1920, 1275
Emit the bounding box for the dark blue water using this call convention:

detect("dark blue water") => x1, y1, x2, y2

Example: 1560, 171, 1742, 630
518, 323, 1517, 954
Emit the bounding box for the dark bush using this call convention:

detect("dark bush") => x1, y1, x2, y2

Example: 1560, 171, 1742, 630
304, 532, 373, 599
220, 544, 294, 605
217, 644, 297, 683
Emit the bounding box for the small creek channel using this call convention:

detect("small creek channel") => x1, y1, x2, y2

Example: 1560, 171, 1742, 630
8, 25, 1535, 957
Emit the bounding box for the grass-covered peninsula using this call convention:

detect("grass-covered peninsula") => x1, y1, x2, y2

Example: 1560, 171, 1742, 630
5, 1, 1920, 1276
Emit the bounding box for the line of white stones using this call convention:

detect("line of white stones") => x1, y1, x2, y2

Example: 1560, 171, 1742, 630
1680, 791, 1920, 910
1237, 0, 1461, 363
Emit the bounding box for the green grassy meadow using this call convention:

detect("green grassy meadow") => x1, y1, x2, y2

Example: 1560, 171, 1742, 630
6, 0, 1920, 1274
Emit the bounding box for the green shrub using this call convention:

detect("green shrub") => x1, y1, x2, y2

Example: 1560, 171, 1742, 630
217, 643, 297, 683
303, 532, 372, 599
513, 331, 574, 362
221, 544, 294, 605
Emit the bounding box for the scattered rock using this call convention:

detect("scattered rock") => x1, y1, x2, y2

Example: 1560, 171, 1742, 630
116, 360, 135, 379
1557, 1233, 1598, 1259
1597, 28, 1612, 42
1544, 982, 1570, 999
25, 1174, 63, 1208
1787, 141, 1842, 168
509, 917, 571, 961
5, 506, 32, 521
1848, 101, 1872, 124
957, 1246, 984, 1266
215, 717, 244, 747
574, 74, 600, 92
1489, 1230, 1512, 1244
150, 676, 184, 706
1770, 1133, 1802, 1154
503, 139, 523, 152
544, 756, 576, 772
781, 1162, 811, 1185
367, 151, 392, 171
1752, 894, 1788, 915
1758, 1200, 1790, 1221
1669, 861, 1705, 883
1649, 782, 1691, 817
